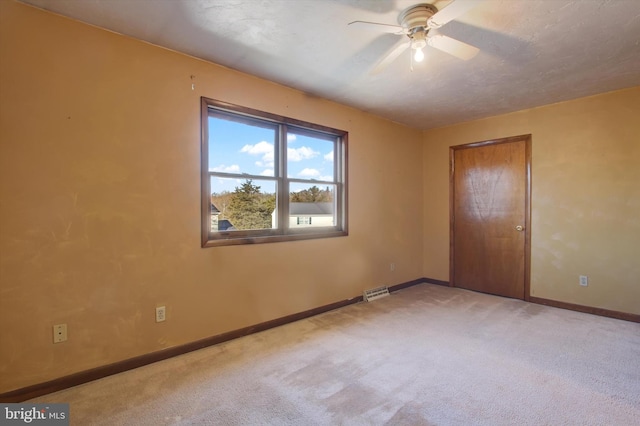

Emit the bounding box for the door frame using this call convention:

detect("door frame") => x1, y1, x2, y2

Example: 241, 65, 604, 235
449, 134, 532, 301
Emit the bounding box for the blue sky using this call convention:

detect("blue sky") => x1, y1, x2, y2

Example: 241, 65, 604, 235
208, 116, 335, 194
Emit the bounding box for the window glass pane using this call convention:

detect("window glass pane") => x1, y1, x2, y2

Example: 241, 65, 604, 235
210, 177, 276, 232
286, 131, 335, 181
209, 115, 276, 177
289, 183, 336, 228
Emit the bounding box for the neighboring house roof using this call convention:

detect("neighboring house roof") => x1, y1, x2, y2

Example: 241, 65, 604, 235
218, 220, 235, 231
211, 203, 221, 214
290, 202, 333, 215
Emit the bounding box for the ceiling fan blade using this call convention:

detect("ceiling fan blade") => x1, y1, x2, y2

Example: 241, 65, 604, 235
427, 0, 480, 28
348, 21, 405, 35
371, 40, 411, 75
427, 35, 479, 60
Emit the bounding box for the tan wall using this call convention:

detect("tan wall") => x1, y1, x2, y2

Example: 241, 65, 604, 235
423, 86, 640, 315
0, 1, 424, 392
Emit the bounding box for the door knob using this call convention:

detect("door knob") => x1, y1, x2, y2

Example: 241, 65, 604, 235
515, 225, 524, 231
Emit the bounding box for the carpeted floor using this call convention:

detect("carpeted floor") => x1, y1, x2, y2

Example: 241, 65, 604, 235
31, 284, 640, 425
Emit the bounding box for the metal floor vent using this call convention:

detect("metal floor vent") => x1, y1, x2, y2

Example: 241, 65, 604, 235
363, 286, 390, 302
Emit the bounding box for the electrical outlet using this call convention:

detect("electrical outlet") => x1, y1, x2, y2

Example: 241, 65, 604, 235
53, 324, 67, 343
390, 263, 395, 272
579, 275, 588, 287
156, 306, 166, 322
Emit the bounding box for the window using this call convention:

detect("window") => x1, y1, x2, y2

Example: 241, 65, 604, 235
297, 217, 312, 226
201, 97, 348, 247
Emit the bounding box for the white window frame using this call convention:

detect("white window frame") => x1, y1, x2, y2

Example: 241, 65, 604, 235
201, 97, 348, 247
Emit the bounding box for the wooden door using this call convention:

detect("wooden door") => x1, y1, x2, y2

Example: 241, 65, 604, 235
450, 135, 531, 300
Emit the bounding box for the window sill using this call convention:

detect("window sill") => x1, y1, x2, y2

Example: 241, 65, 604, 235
202, 229, 348, 248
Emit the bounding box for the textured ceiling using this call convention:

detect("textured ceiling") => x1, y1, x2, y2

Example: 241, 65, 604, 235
19, 0, 640, 130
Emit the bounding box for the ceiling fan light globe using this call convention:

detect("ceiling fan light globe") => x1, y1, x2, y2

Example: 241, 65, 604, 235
414, 48, 425, 62
412, 39, 426, 50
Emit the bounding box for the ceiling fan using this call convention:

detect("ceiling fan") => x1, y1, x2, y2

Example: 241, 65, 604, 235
349, 0, 481, 74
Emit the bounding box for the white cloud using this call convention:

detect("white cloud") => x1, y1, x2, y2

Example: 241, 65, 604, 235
260, 169, 274, 176
299, 168, 321, 177
287, 134, 297, 142
319, 175, 333, 182
211, 164, 240, 173
241, 141, 274, 168
288, 146, 319, 161
324, 150, 334, 162
240, 140, 273, 155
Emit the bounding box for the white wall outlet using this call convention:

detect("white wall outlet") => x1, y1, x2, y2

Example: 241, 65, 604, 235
579, 275, 588, 287
53, 324, 67, 343
390, 263, 395, 272
156, 306, 166, 322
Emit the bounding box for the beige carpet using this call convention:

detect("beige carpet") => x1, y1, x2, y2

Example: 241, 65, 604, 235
32, 284, 640, 425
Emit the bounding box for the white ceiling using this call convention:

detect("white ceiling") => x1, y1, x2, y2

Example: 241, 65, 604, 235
19, 0, 640, 130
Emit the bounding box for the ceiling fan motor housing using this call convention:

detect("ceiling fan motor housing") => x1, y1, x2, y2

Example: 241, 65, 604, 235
398, 3, 438, 31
